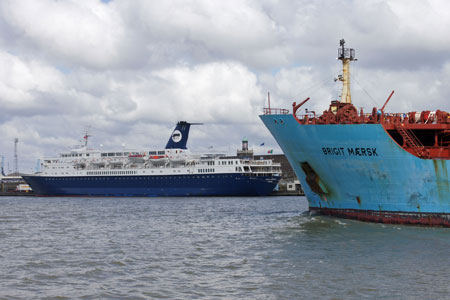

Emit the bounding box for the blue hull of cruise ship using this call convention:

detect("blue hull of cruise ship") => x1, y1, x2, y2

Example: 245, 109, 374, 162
261, 114, 450, 226
23, 173, 280, 197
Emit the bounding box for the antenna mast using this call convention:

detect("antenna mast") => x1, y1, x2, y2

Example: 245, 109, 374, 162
338, 39, 357, 104
1, 155, 5, 176
14, 138, 18, 174
83, 126, 92, 147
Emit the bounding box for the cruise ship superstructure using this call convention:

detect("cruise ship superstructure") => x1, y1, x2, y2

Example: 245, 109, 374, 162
23, 122, 281, 196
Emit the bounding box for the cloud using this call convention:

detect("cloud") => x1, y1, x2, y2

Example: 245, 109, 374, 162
0, 50, 67, 120
116, 0, 287, 69
1, 0, 450, 172
0, 0, 126, 69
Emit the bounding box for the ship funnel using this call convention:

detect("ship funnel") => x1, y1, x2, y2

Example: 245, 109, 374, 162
165, 121, 202, 150
242, 138, 248, 151
338, 39, 357, 104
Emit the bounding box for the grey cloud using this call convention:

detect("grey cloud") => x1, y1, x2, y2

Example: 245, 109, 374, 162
1, 0, 450, 171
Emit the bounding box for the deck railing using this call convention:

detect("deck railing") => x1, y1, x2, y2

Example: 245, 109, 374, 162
267, 105, 449, 125
263, 108, 290, 115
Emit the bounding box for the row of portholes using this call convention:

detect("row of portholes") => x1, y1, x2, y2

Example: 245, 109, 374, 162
44, 175, 238, 181
87, 170, 137, 175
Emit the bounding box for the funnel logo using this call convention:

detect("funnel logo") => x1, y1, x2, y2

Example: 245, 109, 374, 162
171, 130, 182, 143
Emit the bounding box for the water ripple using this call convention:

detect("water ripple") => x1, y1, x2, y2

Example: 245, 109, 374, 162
0, 196, 449, 299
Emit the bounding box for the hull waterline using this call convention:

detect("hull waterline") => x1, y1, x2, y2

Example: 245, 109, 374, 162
23, 173, 280, 197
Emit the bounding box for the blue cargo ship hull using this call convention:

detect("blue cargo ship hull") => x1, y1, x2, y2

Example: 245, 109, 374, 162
23, 173, 280, 197
261, 114, 450, 226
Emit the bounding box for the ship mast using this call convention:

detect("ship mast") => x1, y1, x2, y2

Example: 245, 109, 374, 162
83, 126, 92, 147
338, 39, 357, 104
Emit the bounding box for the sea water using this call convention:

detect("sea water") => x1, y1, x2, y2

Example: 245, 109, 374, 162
0, 196, 449, 299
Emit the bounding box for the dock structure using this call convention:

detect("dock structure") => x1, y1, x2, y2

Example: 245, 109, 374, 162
0, 173, 34, 196
254, 154, 304, 196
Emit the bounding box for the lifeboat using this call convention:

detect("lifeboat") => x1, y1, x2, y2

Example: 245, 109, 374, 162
169, 157, 187, 164
128, 154, 145, 163
90, 161, 105, 168
109, 161, 124, 168
148, 155, 168, 165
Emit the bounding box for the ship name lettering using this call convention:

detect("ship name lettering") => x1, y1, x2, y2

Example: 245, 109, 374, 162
322, 147, 378, 157
347, 147, 378, 157
322, 147, 345, 156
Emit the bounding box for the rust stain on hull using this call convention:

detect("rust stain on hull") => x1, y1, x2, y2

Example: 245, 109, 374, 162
433, 160, 450, 200
311, 207, 450, 227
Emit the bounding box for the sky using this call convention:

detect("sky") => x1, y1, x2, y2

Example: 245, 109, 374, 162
1, 0, 450, 173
